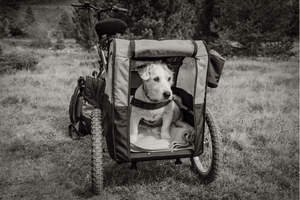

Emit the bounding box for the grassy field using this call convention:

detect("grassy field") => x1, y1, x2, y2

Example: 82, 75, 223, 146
0, 41, 299, 200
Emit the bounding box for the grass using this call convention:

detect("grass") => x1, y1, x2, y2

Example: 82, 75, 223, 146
0, 42, 299, 200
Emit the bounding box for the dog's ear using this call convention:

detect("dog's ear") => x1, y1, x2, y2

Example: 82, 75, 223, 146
136, 64, 152, 80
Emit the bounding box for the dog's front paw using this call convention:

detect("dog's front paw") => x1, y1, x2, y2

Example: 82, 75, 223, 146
130, 130, 138, 144
187, 126, 195, 133
160, 132, 171, 140
130, 135, 138, 144
187, 128, 195, 135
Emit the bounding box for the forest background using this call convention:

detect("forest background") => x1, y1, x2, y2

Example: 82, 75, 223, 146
0, 0, 298, 58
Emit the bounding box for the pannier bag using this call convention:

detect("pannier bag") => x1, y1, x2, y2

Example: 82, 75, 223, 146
207, 49, 225, 88
68, 75, 105, 139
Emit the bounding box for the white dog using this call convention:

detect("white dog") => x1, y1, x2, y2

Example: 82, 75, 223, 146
130, 62, 192, 144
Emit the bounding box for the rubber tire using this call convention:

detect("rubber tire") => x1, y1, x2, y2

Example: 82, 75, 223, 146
91, 108, 103, 195
191, 107, 221, 183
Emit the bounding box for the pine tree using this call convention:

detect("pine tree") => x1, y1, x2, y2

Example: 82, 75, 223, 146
0, 0, 22, 37
24, 6, 35, 26
163, 0, 196, 39
59, 11, 73, 39
111, 0, 196, 39
204, 0, 295, 57
0, 18, 11, 38
0, 0, 20, 22
72, 0, 196, 49
54, 33, 66, 50
193, 0, 219, 42
286, 0, 299, 37
72, 0, 100, 50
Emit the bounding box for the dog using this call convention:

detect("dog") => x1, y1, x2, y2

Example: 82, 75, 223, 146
130, 62, 193, 144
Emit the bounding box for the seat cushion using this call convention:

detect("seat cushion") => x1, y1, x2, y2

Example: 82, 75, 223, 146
95, 18, 127, 36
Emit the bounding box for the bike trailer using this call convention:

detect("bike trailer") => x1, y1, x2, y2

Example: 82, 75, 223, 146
102, 39, 224, 163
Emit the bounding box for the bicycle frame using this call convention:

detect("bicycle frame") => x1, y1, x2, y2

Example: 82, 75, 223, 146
95, 34, 118, 79
96, 41, 107, 78
71, 2, 128, 79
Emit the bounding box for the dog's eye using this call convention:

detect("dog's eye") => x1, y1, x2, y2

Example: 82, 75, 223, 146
167, 77, 172, 82
154, 77, 160, 82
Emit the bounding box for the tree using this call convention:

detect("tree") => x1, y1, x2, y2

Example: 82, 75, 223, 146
72, 0, 196, 49
53, 33, 66, 50
286, 0, 299, 37
0, 0, 22, 37
200, 0, 296, 57
0, 18, 11, 38
0, 0, 20, 22
59, 11, 73, 38
193, 0, 219, 43
72, 0, 100, 50
24, 6, 35, 26
109, 0, 196, 39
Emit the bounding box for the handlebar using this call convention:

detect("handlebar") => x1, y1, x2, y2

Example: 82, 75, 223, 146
112, 6, 128, 14
71, 1, 128, 14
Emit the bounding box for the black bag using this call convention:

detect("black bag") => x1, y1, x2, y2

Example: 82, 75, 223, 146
68, 76, 105, 139
207, 49, 226, 88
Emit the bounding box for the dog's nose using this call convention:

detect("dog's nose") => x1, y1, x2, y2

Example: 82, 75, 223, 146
163, 91, 171, 99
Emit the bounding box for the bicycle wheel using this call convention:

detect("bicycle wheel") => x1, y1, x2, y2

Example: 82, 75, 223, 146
191, 107, 221, 183
91, 108, 103, 195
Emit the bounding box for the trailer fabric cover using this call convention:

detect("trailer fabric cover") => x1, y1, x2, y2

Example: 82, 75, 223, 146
105, 39, 208, 107
133, 40, 195, 58
103, 39, 209, 162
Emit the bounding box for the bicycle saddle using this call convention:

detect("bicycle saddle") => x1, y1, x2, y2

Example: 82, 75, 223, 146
95, 18, 127, 37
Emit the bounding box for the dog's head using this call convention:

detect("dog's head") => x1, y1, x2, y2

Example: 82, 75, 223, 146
136, 63, 173, 102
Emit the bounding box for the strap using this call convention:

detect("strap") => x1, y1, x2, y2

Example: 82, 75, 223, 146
68, 123, 81, 140
130, 97, 173, 110
69, 85, 80, 124
191, 40, 198, 57
130, 40, 135, 58
174, 99, 194, 116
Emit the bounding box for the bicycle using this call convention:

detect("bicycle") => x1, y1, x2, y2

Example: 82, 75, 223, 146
72, 1, 128, 79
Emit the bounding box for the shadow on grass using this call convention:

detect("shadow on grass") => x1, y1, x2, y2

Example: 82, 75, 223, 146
70, 157, 205, 199
2, 134, 208, 199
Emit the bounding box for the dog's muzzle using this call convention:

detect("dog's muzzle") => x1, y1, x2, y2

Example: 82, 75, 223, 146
163, 91, 171, 99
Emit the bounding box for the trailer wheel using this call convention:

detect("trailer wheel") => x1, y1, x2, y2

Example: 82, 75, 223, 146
91, 108, 103, 195
191, 108, 221, 183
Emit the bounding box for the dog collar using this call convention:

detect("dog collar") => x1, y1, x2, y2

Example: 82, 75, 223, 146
131, 96, 173, 110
